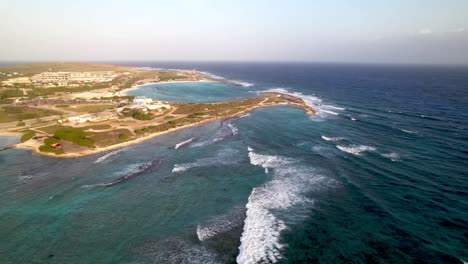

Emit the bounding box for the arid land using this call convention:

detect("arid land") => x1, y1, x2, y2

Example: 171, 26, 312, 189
0, 63, 315, 158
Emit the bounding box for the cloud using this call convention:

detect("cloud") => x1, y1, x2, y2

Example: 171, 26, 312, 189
418, 28, 432, 35
451, 27, 465, 33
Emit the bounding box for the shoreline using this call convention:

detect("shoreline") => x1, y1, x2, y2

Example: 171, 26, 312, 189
13, 99, 314, 159
120, 79, 215, 96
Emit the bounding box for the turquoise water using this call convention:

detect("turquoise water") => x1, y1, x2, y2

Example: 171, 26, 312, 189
1, 63, 467, 263
127, 81, 256, 103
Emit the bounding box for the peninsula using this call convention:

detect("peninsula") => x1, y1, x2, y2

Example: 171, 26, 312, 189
0, 63, 315, 158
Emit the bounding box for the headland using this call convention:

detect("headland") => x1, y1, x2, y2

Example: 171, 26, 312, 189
0, 63, 315, 158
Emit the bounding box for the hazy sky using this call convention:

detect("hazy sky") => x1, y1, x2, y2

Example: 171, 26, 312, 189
1, 0, 467, 64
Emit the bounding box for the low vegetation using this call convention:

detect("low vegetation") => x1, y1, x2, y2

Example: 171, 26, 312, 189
20, 131, 35, 142
0, 106, 61, 123
39, 145, 64, 154
122, 108, 154, 120
53, 127, 95, 148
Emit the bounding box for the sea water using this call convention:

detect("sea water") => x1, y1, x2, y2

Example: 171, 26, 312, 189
0, 63, 467, 263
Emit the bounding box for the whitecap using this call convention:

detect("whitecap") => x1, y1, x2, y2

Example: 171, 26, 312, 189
172, 149, 240, 173
174, 137, 195, 149
321, 104, 345, 111
336, 145, 376, 155
228, 123, 239, 135
320, 109, 339, 116
197, 208, 244, 241
172, 164, 192, 173
238, 147, 333, 263
263, 88, 346, 119
95, 147, 128, 163
381, 152, 400, 161
83, 161, 153, 188
321, 136, 343, 142
240, 113, 251, 118
400, 128, 417, 134
213, 122, 239, 142
351, 117, 356, 121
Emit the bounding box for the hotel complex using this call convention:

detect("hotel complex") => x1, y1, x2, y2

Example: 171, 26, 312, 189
31, 71, 118, 83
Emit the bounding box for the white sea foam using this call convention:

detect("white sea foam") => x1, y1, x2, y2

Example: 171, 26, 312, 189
321, 105, 345, 111
83, 161, 153, 188
336, 145, 376, 155
172, 149, 240, 173
172, 164, 192, 173
18, 175, 33, 181
94, 148, 128, 163
320, 109, 339, 115
240, 113, 251, 118
139, 238, 223, 264
230, 80, 254, 87
228, 123, 239, 135
351, 117, 357, 121
238, 147, 332, 263
197, 208, 244, 241
400, 128, 417, 134
381, 152, 400, 161
213, 122, 239, 142
262, 88, 345, 118
321, 136, 343, 142
174, 137, 195, 149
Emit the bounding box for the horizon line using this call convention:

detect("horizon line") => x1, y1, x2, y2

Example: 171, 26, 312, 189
0, 60, 467, 68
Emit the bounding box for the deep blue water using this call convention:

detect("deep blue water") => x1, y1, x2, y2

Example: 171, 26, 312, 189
0, 63, 467, 263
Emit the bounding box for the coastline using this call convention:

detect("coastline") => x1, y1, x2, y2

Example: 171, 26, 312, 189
119, 79, 215, 96
13, 98, 315, 159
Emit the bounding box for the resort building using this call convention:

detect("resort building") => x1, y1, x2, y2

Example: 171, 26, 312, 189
31, 71, 118, 83
130, 96, 171, 110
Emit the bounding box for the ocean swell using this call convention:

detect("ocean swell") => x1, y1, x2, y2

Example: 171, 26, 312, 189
237, 147, 332, 264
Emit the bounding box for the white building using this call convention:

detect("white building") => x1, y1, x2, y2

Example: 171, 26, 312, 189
132, 96, 153, 106
32, 71, 118, 83
130, 96, 171, 110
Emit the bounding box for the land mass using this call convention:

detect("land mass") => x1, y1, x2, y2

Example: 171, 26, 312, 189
0, 63, 315, 158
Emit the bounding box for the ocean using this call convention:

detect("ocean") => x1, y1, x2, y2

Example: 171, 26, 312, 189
0, 62, 467, 263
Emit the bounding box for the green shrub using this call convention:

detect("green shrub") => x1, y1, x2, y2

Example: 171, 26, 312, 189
3, 106, 23, 113
16, 121, 26, 126
21, 131, 34, 142
53, 127, 95, 148
118, 134, 129, 140
44, 137, 60, 146
39, 145, 64, 154
122, 109, 153, 120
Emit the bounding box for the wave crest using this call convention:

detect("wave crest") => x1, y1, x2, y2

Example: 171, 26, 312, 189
238, 147, 332, 263
336, 145, 376, 155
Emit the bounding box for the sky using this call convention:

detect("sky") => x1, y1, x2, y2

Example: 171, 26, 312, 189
1, 0, 467, 64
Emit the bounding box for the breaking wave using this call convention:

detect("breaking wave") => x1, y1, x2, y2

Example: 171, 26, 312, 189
136, 238, 223, 264
197, 208, 244, 241
172, 149, 241, 173
237, 147, 333, 264
263, 88, 344, 118
174, 138, 195, 149
94, 148, 129, 163
321, 136, 343, 141
400, 128, 418, 134
229, 80, 254, 87
336, 145, 376, 155
83, 161, 158, 188
381, 152, 400, 161
197, 71, 254, 87
213, 122, 239, 142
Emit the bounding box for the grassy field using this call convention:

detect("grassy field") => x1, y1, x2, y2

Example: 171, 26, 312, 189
68, 104, 114, 113
88, 128, 133, 147
0, 63, 134, 78
0, 106, 62, 123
